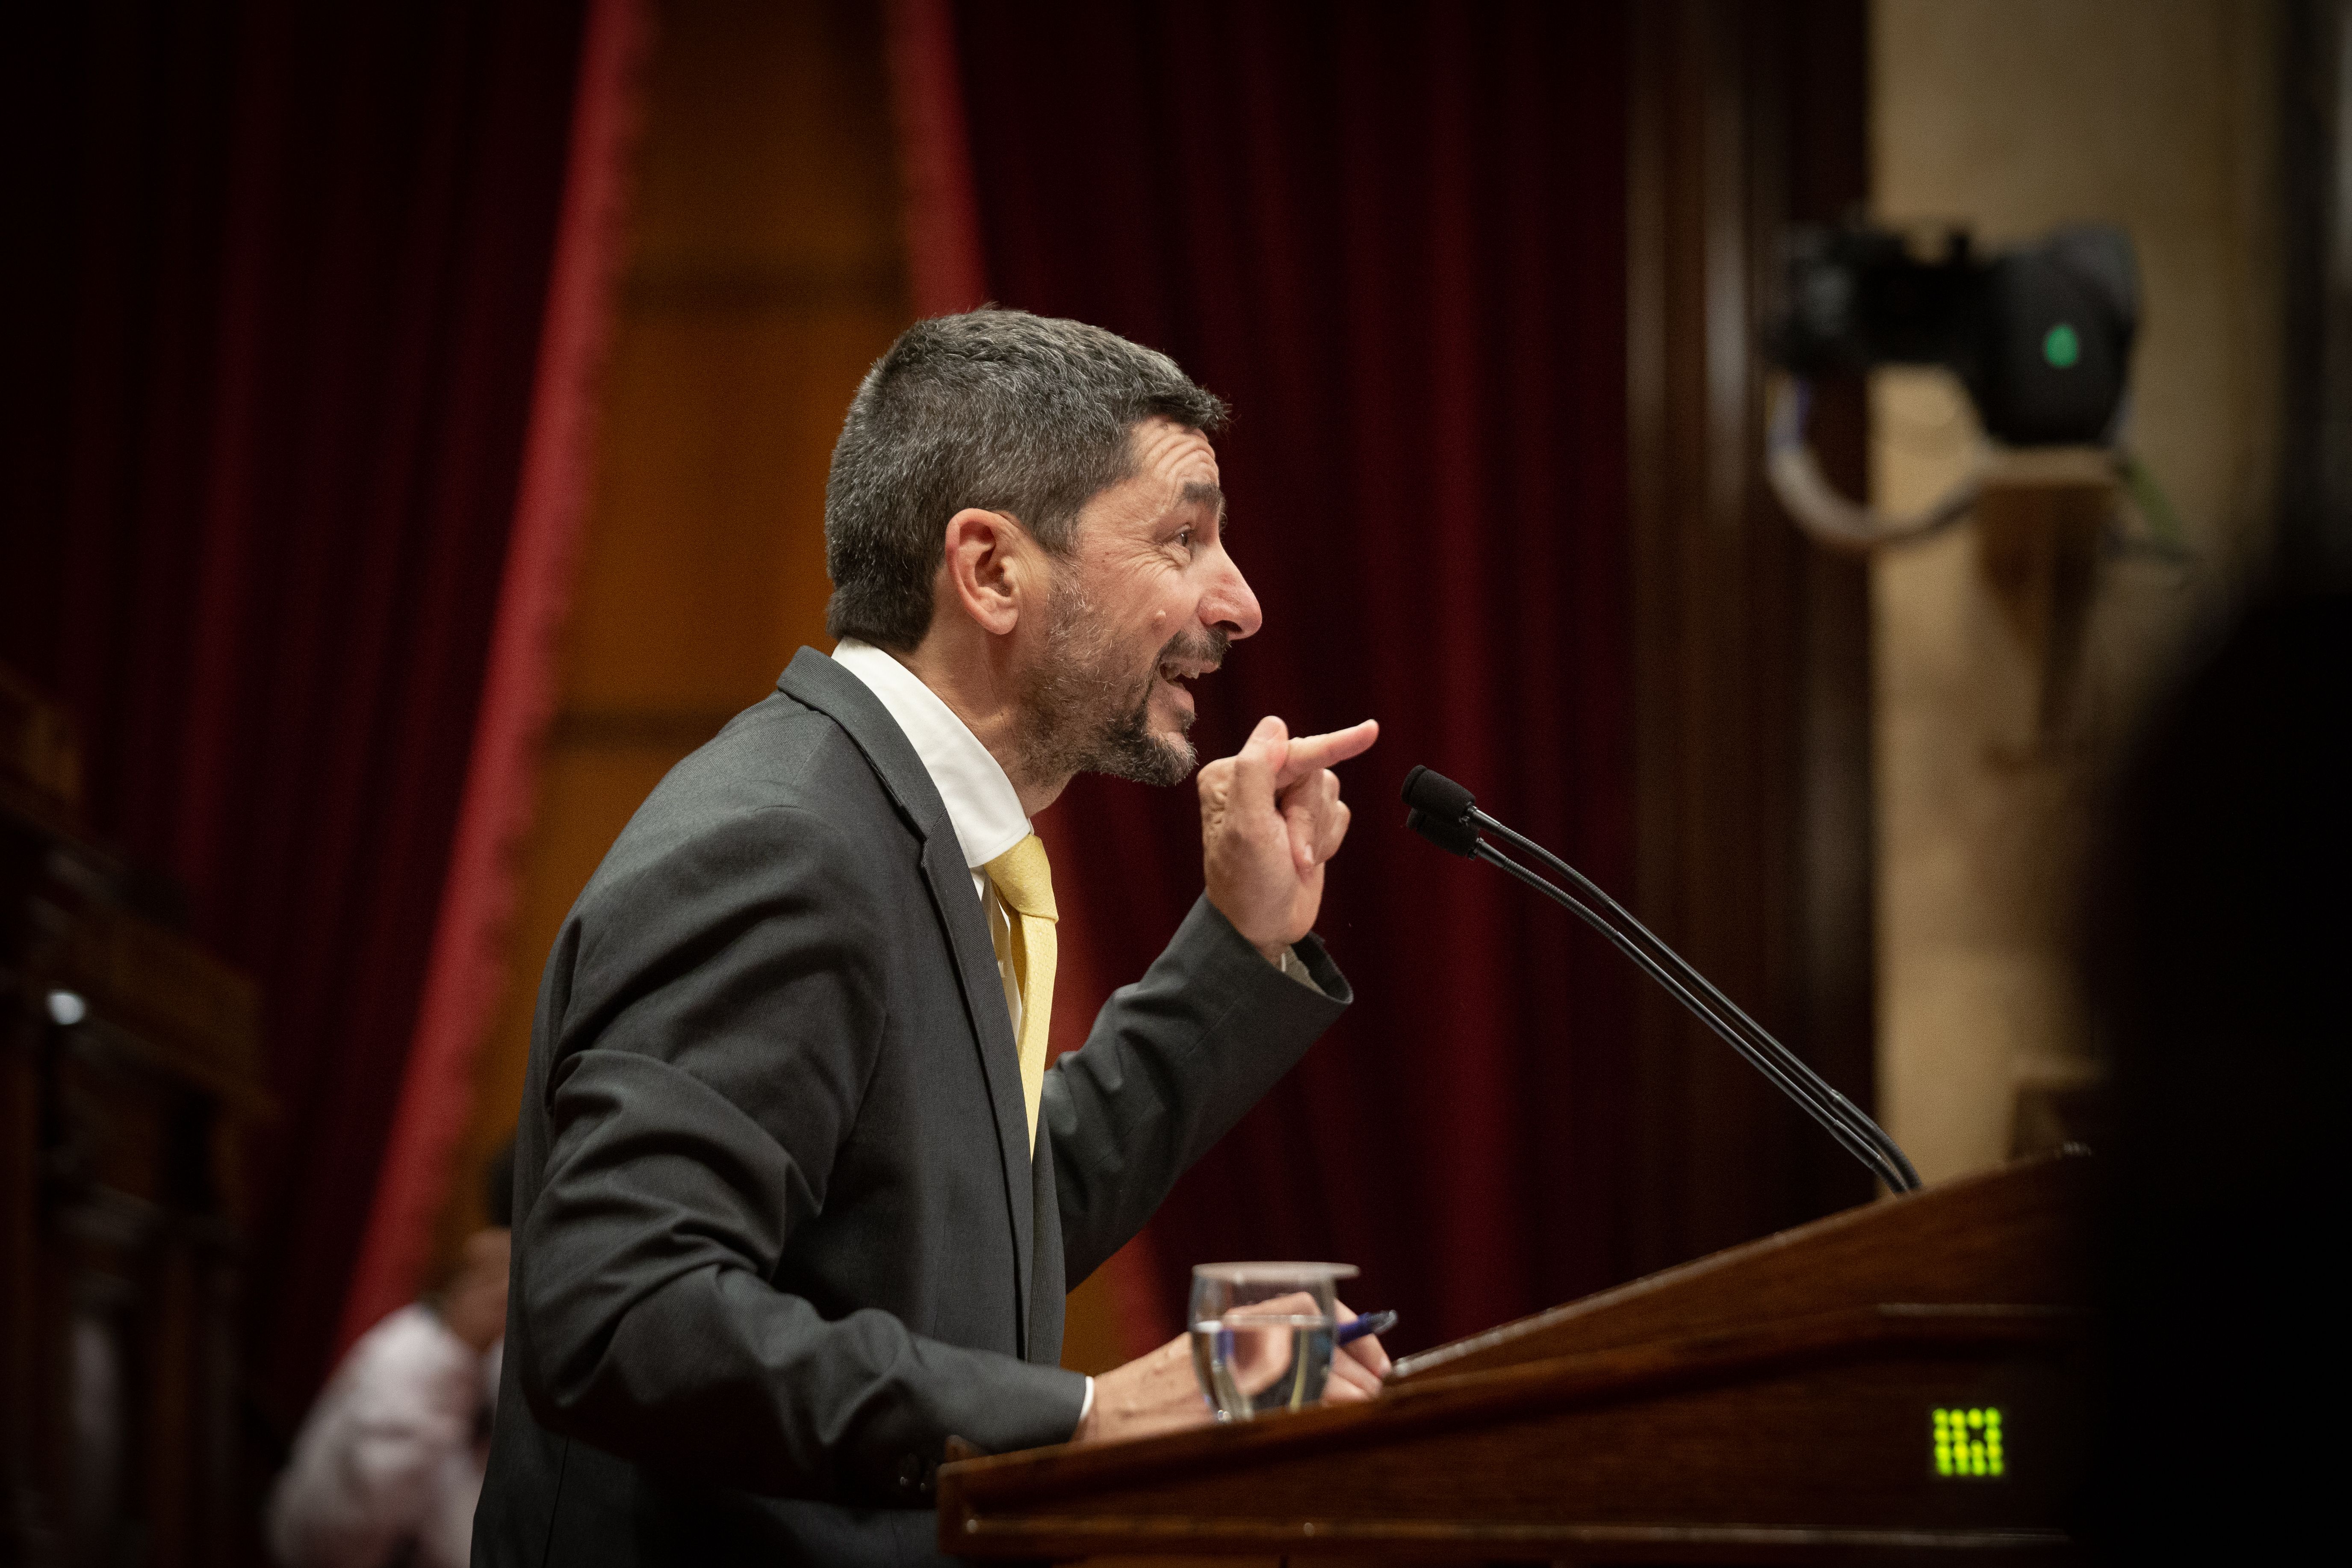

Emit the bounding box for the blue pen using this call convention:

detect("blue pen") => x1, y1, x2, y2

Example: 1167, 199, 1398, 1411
1336, 1308, 1396, 1345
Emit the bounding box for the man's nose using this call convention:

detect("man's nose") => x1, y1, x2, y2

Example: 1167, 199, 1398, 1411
1202, 554, 1262, 641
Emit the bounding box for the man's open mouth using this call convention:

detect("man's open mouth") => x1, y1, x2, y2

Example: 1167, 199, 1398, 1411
1157, 658, 1215, 688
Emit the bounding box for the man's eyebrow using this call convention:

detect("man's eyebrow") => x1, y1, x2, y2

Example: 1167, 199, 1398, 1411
1178, 480, 1226, 519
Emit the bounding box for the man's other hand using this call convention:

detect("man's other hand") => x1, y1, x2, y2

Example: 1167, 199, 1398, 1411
1070, 1332, 1210, 1445
1199, 716, 1378, 964
1072, 1296, 1395, 1445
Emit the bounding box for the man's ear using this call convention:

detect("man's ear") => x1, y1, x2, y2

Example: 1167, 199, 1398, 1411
939, 507, 1033, 637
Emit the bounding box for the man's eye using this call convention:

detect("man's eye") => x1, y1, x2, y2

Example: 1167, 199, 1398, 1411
1175, 527, 1195, 552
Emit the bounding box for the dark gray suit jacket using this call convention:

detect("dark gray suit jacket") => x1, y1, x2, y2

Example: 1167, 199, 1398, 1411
472, 648, 1350, 1566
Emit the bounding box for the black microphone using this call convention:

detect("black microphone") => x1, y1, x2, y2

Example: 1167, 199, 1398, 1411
1400, 765, 1922, 1194
1402, 764, 1476, 826
1403, 766, 1480, 856
1402, 772, 1478, 861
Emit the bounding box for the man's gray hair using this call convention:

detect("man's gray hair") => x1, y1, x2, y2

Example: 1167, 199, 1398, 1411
823, 309, 1228, 650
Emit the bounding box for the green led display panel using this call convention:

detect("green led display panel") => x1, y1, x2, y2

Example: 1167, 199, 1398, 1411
1932, 1407, 2005, 1478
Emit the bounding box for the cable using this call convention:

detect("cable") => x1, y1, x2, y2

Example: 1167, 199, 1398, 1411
1766, 374, 1987, 552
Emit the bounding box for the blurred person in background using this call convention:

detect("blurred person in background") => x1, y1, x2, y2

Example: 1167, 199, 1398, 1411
268, 1143, 516, 1568
2081, 585, 2346, 1556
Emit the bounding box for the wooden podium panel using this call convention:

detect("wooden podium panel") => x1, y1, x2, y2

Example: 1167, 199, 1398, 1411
938, 1155, 2094, 1563
942, 1306, 2086, 1562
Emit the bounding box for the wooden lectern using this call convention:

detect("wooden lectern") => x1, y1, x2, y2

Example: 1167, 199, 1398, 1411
937, 1152, 2094, 1563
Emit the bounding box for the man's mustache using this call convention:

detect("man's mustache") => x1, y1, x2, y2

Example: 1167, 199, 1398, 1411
1156, 626, 1231, 674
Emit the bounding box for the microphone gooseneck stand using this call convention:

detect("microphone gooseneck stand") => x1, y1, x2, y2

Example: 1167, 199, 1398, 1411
1404, 765, 1923, 1196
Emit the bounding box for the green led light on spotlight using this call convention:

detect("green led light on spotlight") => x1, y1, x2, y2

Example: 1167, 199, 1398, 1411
2042, 322, 2081, 368
1932, 1407, 2005, 1479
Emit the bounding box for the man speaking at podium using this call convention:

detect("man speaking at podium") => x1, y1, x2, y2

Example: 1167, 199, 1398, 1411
474, 310, 1386, 1566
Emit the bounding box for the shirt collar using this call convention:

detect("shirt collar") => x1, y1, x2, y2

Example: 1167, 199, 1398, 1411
829, 639, 1030, 870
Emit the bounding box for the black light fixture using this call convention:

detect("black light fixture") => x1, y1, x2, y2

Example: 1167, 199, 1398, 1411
1762, 223, 2145, 549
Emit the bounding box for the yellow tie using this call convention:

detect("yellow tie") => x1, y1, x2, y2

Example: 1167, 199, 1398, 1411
983, 833, 1057, 1153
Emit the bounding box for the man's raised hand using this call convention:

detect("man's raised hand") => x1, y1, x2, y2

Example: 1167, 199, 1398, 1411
1198, 716, 1378, 964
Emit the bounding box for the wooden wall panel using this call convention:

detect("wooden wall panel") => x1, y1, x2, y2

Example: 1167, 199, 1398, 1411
1626, 0, 1880, 1273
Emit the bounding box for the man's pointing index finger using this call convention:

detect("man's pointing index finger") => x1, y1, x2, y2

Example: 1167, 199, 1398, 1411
1272, 720, 1379, 789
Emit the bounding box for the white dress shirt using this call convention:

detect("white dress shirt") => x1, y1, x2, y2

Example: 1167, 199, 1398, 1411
831, 638, 1036, 1034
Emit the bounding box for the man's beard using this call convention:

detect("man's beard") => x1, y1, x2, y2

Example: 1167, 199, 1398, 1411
1016, 580, 1228, 789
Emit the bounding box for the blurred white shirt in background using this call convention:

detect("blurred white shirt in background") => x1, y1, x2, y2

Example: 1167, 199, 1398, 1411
266, 1305, 499, 1568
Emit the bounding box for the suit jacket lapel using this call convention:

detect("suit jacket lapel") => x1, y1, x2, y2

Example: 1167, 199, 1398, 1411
776, 647, 1036, 1349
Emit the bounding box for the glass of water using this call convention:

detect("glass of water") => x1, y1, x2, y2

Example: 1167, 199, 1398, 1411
1189, 1261, 1358, 1422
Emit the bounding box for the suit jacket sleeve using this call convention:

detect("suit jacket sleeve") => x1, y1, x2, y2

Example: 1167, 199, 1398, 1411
1042, 895, 1353, 1287
513, 803, 1085, 1504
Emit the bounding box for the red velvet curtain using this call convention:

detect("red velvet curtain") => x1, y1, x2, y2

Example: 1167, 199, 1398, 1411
950, 0, 1642, 1358
1, 0, 589, 1426
337, 0, 643, 1371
